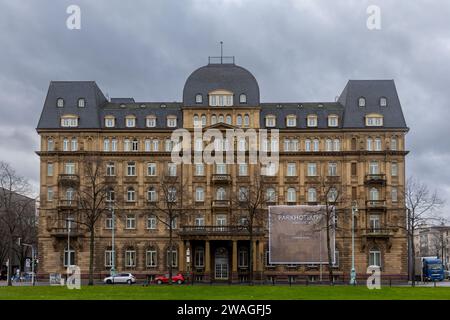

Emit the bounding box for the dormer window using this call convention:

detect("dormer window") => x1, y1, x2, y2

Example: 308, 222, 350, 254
286, 115, 297, 127
328, 115, 339, 127
57, 98, 64, 108
126, 115, 136, 128
209, 90, 233, 107
195, 94, 203, 104
380, 97, 387, 107
78, 98, 85, 108
307, 115, 318, 127
104, 116, 115, 128
167, 115, 177, 128
365, 113, 384, 127
239, 94, 247, 104
146, 115, 156, 128
60, 115, 78, 127
265, 115, 276, 127
358, 97, 366, 107
120, 104, 126, 108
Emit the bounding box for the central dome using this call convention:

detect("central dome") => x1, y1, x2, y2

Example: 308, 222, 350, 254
183, 63, 260, 107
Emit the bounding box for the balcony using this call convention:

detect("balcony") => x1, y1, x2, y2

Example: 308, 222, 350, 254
366, 200, 387, 211
365, 174, 386, 185
362, 228, 392, 238
261, 175, 278, 184
57, 199, 78, 210
49, 227, 83, 238
212, 174, 231, 184
326, 176, 341, 184
212, 200, 230, 208
58, 174, 79, 186
179, 225, 265, 237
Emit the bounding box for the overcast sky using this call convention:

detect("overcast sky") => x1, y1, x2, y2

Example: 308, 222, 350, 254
0, 0, 449, 216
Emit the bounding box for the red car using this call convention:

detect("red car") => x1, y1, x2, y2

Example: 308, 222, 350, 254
154, 273, 185, 284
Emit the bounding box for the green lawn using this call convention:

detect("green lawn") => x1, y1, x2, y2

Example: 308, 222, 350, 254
1, 285, 450, 300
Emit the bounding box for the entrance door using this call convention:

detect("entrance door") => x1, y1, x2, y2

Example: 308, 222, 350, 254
214, 247, 229, 280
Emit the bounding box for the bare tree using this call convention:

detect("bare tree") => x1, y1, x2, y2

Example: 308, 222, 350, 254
146, 168, 190, 284
0, 161, 35, 286
402, 177, 444, 286
231, 171, 266, 284
72, 156, 111, 286
316, 177, 348, 285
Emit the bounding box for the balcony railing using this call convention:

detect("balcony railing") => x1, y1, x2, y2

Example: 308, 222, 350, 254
365, 174, 386, 185
366, 200, 387, 209
58, 174, 79, 185
57, 199, 78, 209
179, 225, 264, 236
50, 227, 83, 237
362, 228, 392, 237
212, 200, 231, 208
212, 174, 231, 184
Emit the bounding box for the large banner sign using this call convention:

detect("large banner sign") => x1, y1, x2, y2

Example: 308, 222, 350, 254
268, 205, 335, 264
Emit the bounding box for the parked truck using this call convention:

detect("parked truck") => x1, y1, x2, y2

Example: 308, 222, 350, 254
415, 256, 445, 282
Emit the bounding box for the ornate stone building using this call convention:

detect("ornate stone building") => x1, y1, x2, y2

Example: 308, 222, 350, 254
36, 57, 409, 282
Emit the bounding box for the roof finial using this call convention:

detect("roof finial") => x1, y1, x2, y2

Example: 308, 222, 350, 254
220, 41, 223, 64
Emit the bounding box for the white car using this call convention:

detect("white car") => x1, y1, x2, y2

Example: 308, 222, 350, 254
103, 273, 136, 285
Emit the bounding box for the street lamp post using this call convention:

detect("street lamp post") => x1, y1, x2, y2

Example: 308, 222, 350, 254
67, 217, 73, 267
350, 201, 358, 285
18, 238, 36, 286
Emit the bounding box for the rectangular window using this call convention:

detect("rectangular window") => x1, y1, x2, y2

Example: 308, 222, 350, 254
328, 162, 337, 176
147, 163, 156, 176
47, 187, 54, 202
307, 163, 317, 176
105, 118, 115, 128
238, 163, 248, 176
195, 163, 205, 176
367, 138, 373, 151
374, 138, 382, 151
63, 249, 75, 267
47, 163, 54, 177
196, 188, 205, 202
352, 187, 357, 201
147, 216, 157, 230
167, 250, 177, 267
126, 215, 136, 229
111, 139, 118, 152
369, 161, 379, 174
105, 216, 113, 229
195, 217, 205, 227
106, 162, 115, 176
216, 164, 227, 174
351, 163, 357, 176
152, 139, 159, 151
71, 139, 78, 151
195, 249, 204, 268
391, 138, 397, 151
103, 139, 110, 151
63, 139, 69, 151
167, 117, 177, 127
168, 163, 177, 176
146, 117, 156, 128
287, 163, 296, 177
369, 251, 381, 267
132, 139, 139, 151
126, 118, 136, 128
391, 188, 398, 202
127, 162, 136, 176
125, 250, 136, 267
145, 139, 151, 152
105, 250, 114, 267
391, 162, 398, 177
47, 139, 54, 151
124, 139, 131, 152
146, 250, 157, 267
64, 162, 75, 175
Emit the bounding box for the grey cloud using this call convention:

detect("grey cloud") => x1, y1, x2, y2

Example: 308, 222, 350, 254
0, 0, 449, 214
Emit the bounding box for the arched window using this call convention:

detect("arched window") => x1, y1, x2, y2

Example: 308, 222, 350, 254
312, 139, 319, 152
127, 187, 136, 202
243, 114, 250, 127
211, 115, 217, 125
239, 94, 247, 104
265, 115, 276, 127
57, 98, 64, 108
226, 114, 232, 125
193, 114, 199, 127
307, 188, 317, 202
305, 139, 311, 152
216, 187, 226, 200
369, 188, 379, 201
195, 94, 203, 104
78, 98, 85, 108
325, 139, 333, 151
47, 138, 54, 151
333, 139, 340, 151
358, 97, 366, 107
287, 188, 296, 203
266, 188, 276, 202
201, 114, 207, 126
218, 114, 224, 123
328, 188, 338, 202
236, 115, 242, 126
